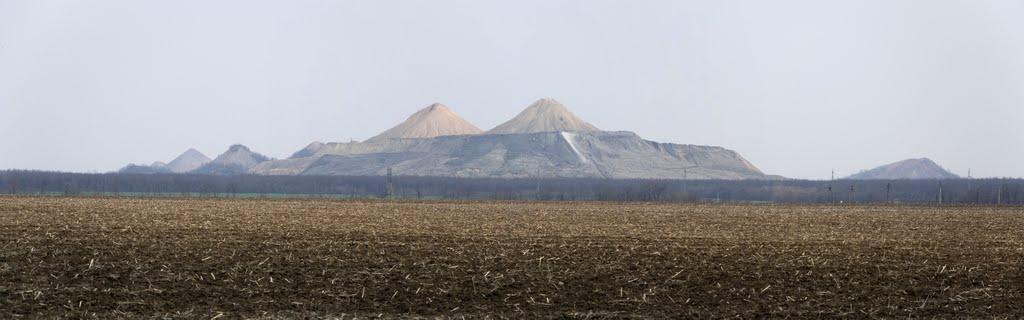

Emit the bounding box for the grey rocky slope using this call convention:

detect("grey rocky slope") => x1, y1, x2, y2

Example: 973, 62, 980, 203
193, 144, 271, 175
200, 99, 768, 179
847, 158, 958, 180
365, 103, 483, 143
253, 131, 765, 179
290, 141, 325, 159
165, 148, 211, 173
486, 98, 600, 134
253, 98, 766, 180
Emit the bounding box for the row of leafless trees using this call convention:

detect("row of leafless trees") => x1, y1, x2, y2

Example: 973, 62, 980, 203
1, 170, 1021, 204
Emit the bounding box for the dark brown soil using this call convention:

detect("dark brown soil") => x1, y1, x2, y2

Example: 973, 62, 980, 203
1, 196, 1022, 318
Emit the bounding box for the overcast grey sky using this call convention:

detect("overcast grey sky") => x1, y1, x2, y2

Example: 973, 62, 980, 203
1, 0, 1022, 179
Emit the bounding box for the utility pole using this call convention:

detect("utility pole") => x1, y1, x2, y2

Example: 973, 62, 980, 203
535, 167, 541, 201
312, 179, 318, 198
967, 169, 973, 205
827, 184, 833, 204
682, 167, 688, 198
966, 170, 974, 205
976, 185, 981, 205
385, 166, 395, 199
886, 182, 891, 204
828, 169, 834, 204
849, 184, 855, 204
997, 184, 1003, 205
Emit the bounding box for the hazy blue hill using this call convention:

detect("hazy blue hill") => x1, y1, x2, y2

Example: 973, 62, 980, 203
847, 158, 959, 180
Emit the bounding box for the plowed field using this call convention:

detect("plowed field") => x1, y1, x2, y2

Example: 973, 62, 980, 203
1, 197, 1022, 318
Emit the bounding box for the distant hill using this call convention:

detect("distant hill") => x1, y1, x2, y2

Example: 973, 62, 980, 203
365, 103, 483, 143
486, 98, 600, 134
117, 148, 208, 174
119, 163, 171, 174
165, 148, 210, 173
193, 144, 271, 175
121, 98, 772, 180
847, 158, 959, 180
250, 100, 767, 179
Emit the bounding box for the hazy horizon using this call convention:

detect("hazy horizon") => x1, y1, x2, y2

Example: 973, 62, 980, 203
2, 0, 1022, 179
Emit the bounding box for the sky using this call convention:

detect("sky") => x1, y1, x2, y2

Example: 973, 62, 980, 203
1, 0, 1022, 179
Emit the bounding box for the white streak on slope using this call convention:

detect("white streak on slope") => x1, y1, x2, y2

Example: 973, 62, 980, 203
560, 131, 588, 163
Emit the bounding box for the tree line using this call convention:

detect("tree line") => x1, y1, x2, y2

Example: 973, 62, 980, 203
1, 170, 1022, 204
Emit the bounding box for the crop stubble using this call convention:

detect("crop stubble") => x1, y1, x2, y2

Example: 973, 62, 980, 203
1, 196, 1022, 318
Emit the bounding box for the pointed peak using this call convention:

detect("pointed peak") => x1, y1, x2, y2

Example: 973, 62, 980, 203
210, 144, 269, 165
166, 147, 211, 173
366, 103, 483, 142
182, 147, 204, 156
520, 98, 570, 112
410, 103, 457, 117
486, 98, 600, 134
193, 145, 270, 175
425, 102, 449, 111
532, 98, 564, 107
227, 144, 250, 152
